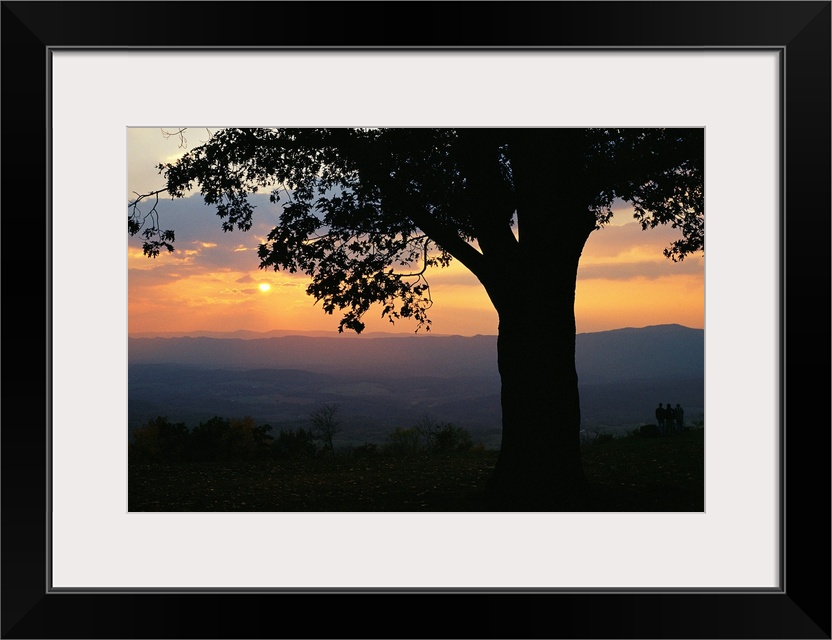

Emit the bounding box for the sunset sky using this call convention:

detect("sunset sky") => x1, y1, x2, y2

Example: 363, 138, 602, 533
127, 128, 704, 337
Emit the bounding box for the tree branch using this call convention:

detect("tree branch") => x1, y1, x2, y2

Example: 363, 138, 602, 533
407, 209, 486, 280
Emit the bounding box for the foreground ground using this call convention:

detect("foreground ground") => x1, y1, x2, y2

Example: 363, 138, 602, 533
129, 428, 704, 512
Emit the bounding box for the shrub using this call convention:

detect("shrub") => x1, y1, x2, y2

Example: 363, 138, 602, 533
130, 416, 189, 463
272, 427, 317, 460
189, 416, 233, 461
638, 424, 660, 438
594, 432, 614, 444
352, 442, 378, 458
226, 416, 273, 461
580, 429, 613, 446
407, 415, 475, 454
384, 427, 423, 457
433, 423, 473, 453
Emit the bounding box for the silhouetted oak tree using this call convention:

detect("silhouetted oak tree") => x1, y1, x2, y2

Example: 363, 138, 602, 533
129, 128, 703, 510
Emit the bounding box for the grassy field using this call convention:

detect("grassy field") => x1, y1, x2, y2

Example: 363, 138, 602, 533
581, 427, 704, 511
129, 428, 704, 512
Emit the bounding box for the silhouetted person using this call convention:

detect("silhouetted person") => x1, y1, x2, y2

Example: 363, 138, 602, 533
655, 403, 666, 435
665, 402, 674, 435
675, 404, 684, 432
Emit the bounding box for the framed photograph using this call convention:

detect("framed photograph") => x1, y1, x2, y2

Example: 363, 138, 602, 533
3, 1, 829, 638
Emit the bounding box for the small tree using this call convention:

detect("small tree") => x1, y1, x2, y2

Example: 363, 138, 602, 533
310, 404, 341, 455
412, 414, 439, 451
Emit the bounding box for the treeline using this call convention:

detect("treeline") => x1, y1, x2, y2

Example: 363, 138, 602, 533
129, 412, 479, 464
130, 416, 273, 463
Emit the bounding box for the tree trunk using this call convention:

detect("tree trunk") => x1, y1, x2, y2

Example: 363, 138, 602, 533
480, 213, 597, 511
459, 128, 600, 509
485, 314, 593, 510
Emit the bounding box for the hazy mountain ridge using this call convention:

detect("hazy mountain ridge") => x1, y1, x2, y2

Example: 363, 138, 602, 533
576, 323, 703, 383
129, 324, 704, 446
129, 333, 500, 377
128, 328, 465, 339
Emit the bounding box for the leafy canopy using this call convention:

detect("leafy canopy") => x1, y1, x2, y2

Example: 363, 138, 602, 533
128, 128, 703, 333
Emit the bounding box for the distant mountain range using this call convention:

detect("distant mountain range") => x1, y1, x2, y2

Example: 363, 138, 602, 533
129, 332, 498, 377
130, 328, 368, 340
575, 324, 703, 384
128, 324, 704, 446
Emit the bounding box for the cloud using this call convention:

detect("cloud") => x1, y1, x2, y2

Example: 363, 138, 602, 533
128, 193, 282, 261
577, 220, 704, 283
128, 266, 183, 288
585, 221, 687, 258
578, 257, 703, 281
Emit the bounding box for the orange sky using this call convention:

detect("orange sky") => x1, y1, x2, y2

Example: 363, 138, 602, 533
128, 129, 704, 337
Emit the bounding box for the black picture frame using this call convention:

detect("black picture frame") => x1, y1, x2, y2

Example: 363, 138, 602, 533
2, 2, 829, 638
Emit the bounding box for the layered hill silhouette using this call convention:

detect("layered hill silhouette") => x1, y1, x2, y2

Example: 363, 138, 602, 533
129, 324, 704, 447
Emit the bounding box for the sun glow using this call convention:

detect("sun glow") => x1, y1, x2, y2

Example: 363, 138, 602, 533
258, 283, 271, 292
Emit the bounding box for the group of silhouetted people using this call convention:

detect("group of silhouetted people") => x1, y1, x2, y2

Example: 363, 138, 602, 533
655, 402, 685, 435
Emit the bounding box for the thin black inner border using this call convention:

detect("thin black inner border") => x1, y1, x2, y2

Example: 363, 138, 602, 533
46, 45, 784, 595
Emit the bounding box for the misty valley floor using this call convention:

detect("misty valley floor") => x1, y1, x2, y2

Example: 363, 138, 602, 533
128, 429, 704, 512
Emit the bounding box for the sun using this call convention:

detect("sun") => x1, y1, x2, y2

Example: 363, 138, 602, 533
258, 283, 271, 292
